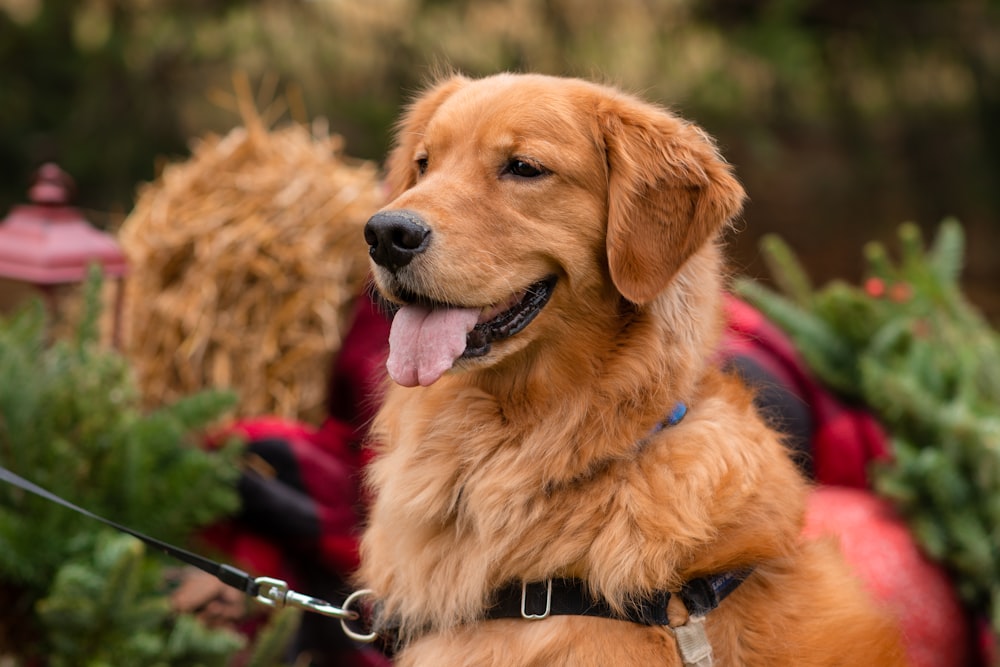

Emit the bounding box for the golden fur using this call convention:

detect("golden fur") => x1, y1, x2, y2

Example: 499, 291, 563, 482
359, 73, 906, 666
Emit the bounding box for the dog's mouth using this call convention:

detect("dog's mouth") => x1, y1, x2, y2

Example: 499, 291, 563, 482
380, 276, 557, 387
464, 276, 557, 357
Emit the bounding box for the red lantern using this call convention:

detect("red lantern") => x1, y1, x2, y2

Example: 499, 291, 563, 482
0, 164, 127, 282
0, 163, 128, 341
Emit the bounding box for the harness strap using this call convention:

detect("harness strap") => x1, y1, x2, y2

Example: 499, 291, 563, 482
484, 568, 753, 627
487, 579, 672, 625
678, 567, 754, 617
654, 401, 689, 433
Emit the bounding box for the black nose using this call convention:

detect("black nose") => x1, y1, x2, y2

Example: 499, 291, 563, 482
364, 210, 431, 271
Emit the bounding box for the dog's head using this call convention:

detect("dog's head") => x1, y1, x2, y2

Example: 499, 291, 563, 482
365, 73, 745, 387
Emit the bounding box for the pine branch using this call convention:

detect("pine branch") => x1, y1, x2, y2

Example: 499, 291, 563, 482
740, 219, 1000, 635
758, 233, 814, 307
733, 278, 858, 395
928, 218, 965, 287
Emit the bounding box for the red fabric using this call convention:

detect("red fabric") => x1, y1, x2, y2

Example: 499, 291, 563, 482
721, 295, 891, 487
218, 294, 897, 580
199, 522, 291, 585
203, 297, 390, 579
218, 416, 316, 445
805, 487, 974, 667
326, 295, 392, 439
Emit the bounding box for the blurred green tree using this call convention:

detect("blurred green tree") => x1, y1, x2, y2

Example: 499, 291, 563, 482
0, 270, 247, 663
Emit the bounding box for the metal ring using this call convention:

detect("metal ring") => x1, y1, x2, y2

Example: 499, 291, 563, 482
340, 589, 379, 643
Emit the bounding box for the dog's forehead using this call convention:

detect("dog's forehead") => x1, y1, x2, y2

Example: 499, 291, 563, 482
424, 77, 598, 153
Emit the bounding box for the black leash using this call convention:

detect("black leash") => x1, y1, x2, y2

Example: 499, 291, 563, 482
0, 464, 373, 635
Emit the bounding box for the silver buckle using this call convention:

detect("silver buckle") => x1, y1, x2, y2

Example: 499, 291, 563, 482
520, 580, 553, 620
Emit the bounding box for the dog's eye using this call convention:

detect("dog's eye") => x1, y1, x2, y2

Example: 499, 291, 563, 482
504, 159, 545, 179
415, 156, 429, 176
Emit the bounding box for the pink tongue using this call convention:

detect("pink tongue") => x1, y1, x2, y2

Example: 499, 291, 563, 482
387, 304, 480, 387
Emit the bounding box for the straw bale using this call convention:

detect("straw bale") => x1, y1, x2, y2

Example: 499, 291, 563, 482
119, 117, 383, 423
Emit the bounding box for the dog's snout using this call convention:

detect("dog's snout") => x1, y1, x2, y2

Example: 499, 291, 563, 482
364, 210, 431, 271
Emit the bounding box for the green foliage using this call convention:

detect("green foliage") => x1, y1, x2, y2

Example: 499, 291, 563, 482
0, 299, 242, 590
36, 533, 243, 667
736, 219, 1000, 634
0, 272, 255, 663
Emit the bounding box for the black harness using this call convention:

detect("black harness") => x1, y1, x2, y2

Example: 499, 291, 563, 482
485, 568, 752, 626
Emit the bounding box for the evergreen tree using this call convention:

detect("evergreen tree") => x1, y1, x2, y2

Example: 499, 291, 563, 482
37, 533, 244, 667
736, 219, 1000, 635
0, 270, 258, 664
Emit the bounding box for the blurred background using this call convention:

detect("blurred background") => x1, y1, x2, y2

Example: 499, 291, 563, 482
1, 0, 998, 318
1, 5, 998, 665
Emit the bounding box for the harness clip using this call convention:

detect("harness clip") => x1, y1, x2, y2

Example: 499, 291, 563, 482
254, 577, 357, 621
520, 580, 553, 620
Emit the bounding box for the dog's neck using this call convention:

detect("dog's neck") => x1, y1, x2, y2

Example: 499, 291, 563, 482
453, 247, 725, 480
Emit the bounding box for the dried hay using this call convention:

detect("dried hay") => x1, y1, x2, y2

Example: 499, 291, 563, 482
120, 98, 383, 423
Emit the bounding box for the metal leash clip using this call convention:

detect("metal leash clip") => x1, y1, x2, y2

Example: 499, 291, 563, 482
254, 577, 356, 620
254, 578, 379, 643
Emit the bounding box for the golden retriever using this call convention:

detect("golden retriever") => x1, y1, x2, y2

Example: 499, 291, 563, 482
358, 73, 906, 666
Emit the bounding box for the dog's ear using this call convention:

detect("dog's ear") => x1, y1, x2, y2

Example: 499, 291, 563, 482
384, 75, 469, 199
600, 96, 745, 304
